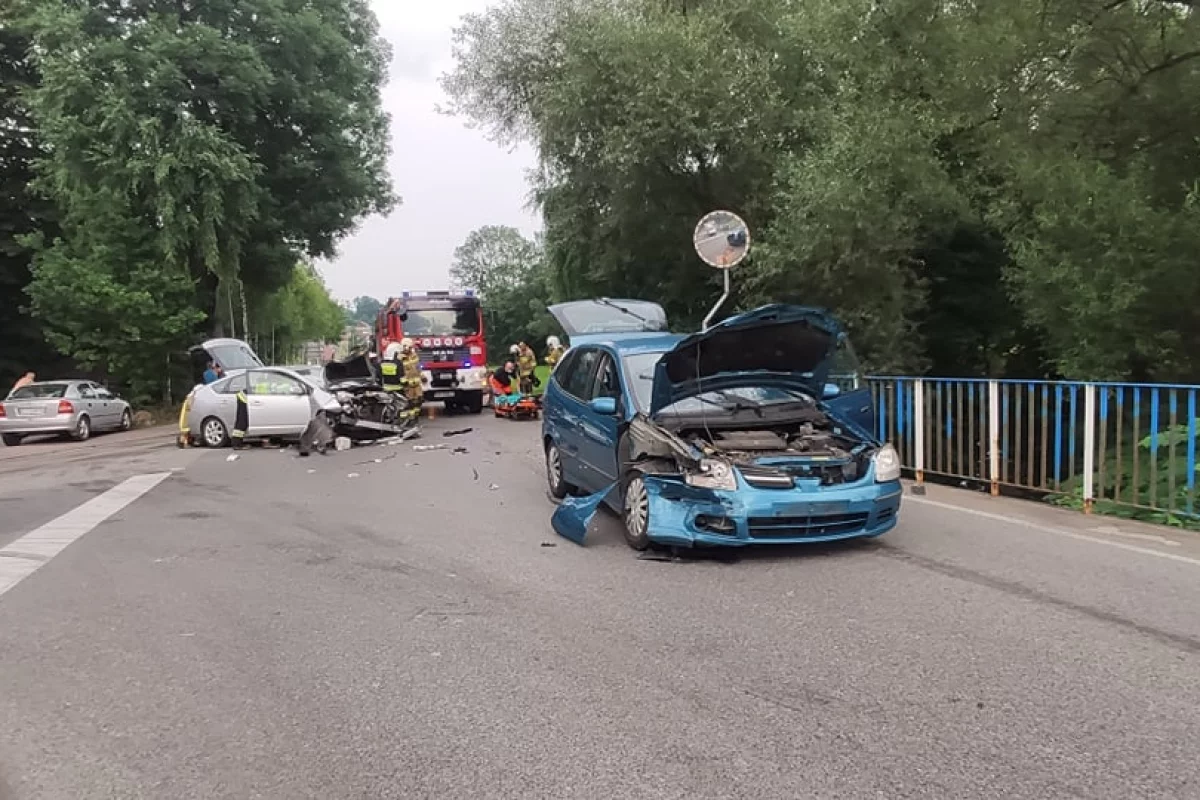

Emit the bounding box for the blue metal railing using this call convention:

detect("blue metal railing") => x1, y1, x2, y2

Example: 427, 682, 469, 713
867, 377, 1200, 525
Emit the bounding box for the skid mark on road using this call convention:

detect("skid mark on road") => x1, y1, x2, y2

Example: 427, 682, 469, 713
0, 472, 171, 599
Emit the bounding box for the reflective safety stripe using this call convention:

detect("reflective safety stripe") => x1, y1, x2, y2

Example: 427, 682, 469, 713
236, 391, 247, 403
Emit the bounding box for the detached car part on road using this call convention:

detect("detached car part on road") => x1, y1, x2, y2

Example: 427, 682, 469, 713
541, 300, 902, 549
1, 380, 133, 446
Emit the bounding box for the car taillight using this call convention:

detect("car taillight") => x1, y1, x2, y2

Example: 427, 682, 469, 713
57, 400, 73, 414
0, 404, 6, 417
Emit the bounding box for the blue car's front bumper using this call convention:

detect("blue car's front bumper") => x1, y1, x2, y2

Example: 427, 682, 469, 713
641, 473, 902, 548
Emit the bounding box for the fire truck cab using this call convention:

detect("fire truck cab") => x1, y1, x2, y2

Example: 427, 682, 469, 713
376, 290, 488, 414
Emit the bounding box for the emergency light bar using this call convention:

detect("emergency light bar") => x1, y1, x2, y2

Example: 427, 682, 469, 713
397, 290, 476, 299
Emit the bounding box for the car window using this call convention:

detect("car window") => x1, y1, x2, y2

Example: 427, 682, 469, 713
8, 383, 69, 400
247, 371, 306, 396
94, 387, 113, 398
562, 348, 601, 399
78, 385, 96, 399
216, 373, 248, 394
552, 348, 581, 389
622, 352, 664, 412
590, 353, 621, 400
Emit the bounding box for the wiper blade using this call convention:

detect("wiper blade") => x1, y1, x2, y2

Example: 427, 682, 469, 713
595, 298, 656, 330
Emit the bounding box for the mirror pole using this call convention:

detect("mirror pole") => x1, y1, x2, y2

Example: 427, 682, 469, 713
701, 268, 731, 332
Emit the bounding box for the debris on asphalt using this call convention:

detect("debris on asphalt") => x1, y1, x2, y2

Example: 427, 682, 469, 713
413, 444, 448, 452
471, 468, 479, 481
452, 446, 468, 454
356, 453, 397, 465
334, 437, 352, 451
346, 472, 360, 479
488, 483, 500, 491
225, 454, 239, 462
540, 542, 557, 548
637, 550, 682, 562
306, 469, 316, 474
443, 428, 473, 437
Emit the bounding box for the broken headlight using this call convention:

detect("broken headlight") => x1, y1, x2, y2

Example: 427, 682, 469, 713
873, 444, 901, 482
685, 458, 737, 491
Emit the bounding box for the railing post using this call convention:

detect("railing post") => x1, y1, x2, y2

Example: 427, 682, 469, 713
1083, 383, 1096, 514
988, 380, 1000, 496
913, 380, 925, 488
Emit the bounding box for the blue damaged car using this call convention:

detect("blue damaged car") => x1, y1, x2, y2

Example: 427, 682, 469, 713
541, 299, 902, 549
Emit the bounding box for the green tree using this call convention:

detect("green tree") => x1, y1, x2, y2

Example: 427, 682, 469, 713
248, 265, 346, 365
450, 225, 557, 356
347, 295, 384, 325
443, 0, 1200, 381
0, 23, 62, 390
18, 0, 396, 396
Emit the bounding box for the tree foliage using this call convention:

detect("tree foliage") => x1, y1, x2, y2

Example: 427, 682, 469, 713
7, 0, 395, 399
449, 225, 557, 357
346, 295, 384, 325
247, 265, 346, 366
443, 0, 1200, 381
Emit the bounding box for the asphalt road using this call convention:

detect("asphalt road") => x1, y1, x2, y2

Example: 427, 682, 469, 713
2, 416, 1199, 799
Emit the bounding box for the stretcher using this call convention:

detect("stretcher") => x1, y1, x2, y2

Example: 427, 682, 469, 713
490, 380, 541, 420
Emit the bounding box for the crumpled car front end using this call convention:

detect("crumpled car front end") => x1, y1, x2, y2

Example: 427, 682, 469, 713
628, 411, 901, 547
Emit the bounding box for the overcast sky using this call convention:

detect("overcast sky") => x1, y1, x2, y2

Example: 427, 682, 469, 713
317, 1, 540, 303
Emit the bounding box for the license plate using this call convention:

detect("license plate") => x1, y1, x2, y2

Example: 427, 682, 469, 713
433, 391, 455, 399
775, 501, 850, 517
17, 407, 41, 417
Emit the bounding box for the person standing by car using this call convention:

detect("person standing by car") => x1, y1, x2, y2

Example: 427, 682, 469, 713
400, 338, 423, 421
10, 371, 34, 395
231, 386, 250, 450
380, 342, 404, 395
202, 362, 219, 384
545, 336, 565, 368
517, 342, 538, 394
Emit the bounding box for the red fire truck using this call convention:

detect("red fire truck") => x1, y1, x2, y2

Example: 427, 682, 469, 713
375, 290, 488, 414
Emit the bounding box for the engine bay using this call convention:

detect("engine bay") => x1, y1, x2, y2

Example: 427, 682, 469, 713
668, 411, 874, 485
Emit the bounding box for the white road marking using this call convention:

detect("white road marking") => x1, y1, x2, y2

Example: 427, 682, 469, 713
905, 495, 1200, 568
0, 472, 171, 599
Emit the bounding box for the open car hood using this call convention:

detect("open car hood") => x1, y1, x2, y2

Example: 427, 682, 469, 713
324, 353, 377, 386
648, 304, 843, 415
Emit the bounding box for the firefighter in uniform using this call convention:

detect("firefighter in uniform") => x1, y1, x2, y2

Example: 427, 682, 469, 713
545, 336, 564, 368
380, 342, 404, 394
231, 385, 250, 449
511, 343, 532, 395
400, 338, 423, 421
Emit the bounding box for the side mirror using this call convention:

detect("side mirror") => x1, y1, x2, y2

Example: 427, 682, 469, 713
589, 396, 618, 415
822, 383, 841, 400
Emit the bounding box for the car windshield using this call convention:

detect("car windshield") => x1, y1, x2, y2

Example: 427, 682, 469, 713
403, 308, 479, 337
208, 343, 262, 370
622, 352, 815, 414
9, 383, 68, 400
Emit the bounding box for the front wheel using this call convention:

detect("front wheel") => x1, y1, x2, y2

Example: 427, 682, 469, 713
72, 414, 91, 442
463, 391, 483, 415
200, 416, 230, 448
119, 408, 133, 431
621, 473, 652, 551
545, 441, 574, 500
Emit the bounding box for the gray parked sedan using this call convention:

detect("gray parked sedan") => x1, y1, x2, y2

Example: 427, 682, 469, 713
185, 367, 341, 448
0, 380, 133, 446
